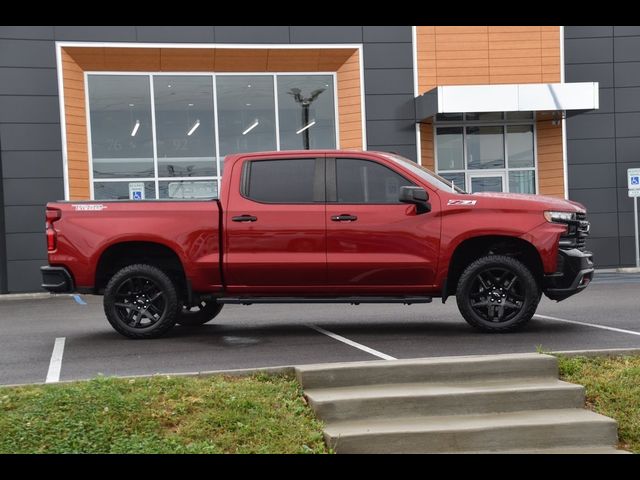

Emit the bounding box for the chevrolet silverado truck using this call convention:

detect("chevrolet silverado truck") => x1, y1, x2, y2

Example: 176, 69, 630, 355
41, 150, 593, 339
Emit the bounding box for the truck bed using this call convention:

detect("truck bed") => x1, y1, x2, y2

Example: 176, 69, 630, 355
47, 199, 222, 293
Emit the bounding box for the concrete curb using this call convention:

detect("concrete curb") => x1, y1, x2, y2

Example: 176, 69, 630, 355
0, 292, 70, 301
0, 364, 297, 389
551, 348, 640, 357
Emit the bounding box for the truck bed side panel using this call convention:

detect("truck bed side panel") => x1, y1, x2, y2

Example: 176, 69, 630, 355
47, 200, 222, 293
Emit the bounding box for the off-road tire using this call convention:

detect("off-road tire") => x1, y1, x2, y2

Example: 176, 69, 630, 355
456, 255, 540, 333
103, 264, 179, 339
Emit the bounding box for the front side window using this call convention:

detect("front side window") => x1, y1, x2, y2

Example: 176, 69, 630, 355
245, 159, 316, 203
435, 112, 536, 194
336, 159, 414, 204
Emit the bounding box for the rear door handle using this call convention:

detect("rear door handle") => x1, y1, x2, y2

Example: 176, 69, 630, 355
331, 214, 358, 222
232, 215, 258, 223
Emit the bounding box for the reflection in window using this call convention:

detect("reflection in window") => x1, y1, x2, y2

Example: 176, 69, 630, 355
509, 171, 536, 194
466, 126, 505, 170
93, 181, 156, 200
159, 180, 218, 199
88, 75, 154, 178
154, 76, 216, 177
277, 75, 336, 150
439, 172, 466, 191
436, 127, 464, 171
336, 159, 413, 204
507, 125, 534, 168
216, 76, 276, 157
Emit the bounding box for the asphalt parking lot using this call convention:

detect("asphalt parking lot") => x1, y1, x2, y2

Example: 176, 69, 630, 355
1, 271, 639, 387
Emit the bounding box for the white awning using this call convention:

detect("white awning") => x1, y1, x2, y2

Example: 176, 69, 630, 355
415, 82, 599, 122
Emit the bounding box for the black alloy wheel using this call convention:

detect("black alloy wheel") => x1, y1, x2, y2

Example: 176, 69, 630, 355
456, 255, 540, 332
104, 264, 179, 339
177, 300, 224, 327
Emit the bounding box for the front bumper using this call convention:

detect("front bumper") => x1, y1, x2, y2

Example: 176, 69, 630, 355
41, 266, 75, 293
543, 249, 594, 301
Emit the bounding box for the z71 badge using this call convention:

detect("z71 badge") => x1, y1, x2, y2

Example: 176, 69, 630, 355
447, 200, 477, 206
72, 204, 107, 211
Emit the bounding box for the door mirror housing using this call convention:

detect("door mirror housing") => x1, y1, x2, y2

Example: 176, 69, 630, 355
399, 186, 431, 214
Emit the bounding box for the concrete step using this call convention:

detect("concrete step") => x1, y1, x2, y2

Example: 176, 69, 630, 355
471, 446, 631, 454
296, 353, 558, 390
306, 379, 585, 422
323, 408, 618, 453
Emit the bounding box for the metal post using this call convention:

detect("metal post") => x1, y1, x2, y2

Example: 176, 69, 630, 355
635, 196, 640, 268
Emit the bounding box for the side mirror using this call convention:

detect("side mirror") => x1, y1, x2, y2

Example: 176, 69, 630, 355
399, 186, 431, 214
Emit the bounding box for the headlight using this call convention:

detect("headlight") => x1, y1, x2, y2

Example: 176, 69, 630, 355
544, 211, 576, 223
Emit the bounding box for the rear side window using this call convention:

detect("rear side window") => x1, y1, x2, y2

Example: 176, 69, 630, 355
245, 159, 316, 203
336, 158, 414, 203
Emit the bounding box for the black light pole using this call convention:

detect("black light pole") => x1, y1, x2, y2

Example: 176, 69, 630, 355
288, 88, 325, 150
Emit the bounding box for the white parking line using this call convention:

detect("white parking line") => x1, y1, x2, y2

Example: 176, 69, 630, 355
534, 314, 640, 337
45, 337, 66, 383
308, 324, 396, 360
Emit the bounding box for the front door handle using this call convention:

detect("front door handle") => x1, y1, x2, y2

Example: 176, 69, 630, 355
232, 215, 258, 223
331, 214, 358, 222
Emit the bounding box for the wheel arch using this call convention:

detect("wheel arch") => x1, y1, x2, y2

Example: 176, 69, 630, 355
95, 241, 188, 298
444, 235, 544, 300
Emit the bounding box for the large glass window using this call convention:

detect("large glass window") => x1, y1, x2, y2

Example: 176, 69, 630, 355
245, 159, 316, 203
336, 159, 414, 204
153, 76, 217, 178
88, 75, 154, 179
216, 75, 277, 158
435, 112, 536, 194
87, 73, 339, 200
277, 75, 336, 150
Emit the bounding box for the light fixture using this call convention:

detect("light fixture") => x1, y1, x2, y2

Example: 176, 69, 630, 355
188, 103, 194, 107
187, 119, 201, 136
129, 103, 135, 107
296, 120, 316, 135
130, 120, 140, 137
247, 84, 252, 88
242, 119, 259, 136
246, 103, 252, 107
167, 84, 172, 88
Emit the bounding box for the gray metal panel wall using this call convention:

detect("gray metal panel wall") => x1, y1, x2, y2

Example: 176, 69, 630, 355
565, 26, 640, 267
0, 26, 416, 292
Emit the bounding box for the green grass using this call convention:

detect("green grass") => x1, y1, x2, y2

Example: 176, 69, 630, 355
558, 355, 640, 453
0, 373, 328, 454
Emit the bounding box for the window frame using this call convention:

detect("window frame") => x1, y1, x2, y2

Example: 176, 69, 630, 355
326, 157, 417, 205
85, 71, 339, 200
240, 157, 325, 205
433, 112, 538, 194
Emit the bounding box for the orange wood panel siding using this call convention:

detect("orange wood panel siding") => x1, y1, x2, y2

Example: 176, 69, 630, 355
416, 26, 564, 197
61, 47, 363, 199
536, 113, 565, 198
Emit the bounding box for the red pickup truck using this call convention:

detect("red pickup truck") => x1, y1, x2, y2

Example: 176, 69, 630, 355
41, 150, 593, 339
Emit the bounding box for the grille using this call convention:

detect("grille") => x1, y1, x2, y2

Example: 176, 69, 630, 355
559, 212, 590, 251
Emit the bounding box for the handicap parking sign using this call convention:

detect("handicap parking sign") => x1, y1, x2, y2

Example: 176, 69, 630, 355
128, 182, 145, 200
629, 168, 640, 191
632, 176, 640, 186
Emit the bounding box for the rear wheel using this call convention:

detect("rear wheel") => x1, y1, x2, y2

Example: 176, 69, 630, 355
103, 264, 179, 339
456, 255, 540, 333
177, 300, 223, 327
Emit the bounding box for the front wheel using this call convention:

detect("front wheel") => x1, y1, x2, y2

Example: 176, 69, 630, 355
177, 301, 223, 327
456, 255, 540, 333
103, 264, 179, 339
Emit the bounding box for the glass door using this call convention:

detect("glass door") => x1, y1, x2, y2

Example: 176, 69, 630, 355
468, 172, 506, 193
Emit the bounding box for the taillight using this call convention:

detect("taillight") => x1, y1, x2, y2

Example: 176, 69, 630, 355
46, 207, 61, 252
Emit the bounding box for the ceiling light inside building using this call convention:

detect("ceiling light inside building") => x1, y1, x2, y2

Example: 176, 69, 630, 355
242, 119, 260, 135
187, 119, 201, 136
131, 120, 140, 137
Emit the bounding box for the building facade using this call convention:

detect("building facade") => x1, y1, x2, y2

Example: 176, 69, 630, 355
0, 25, 637, 293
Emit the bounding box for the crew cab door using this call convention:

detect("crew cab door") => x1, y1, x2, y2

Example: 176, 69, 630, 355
223, 155, 326, 293
325, 155, 440, 294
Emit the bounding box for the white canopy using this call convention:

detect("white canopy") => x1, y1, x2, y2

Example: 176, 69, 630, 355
415, 82, 599, 121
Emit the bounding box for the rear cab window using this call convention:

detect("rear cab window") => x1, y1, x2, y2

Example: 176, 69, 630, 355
241, 158, 324, 203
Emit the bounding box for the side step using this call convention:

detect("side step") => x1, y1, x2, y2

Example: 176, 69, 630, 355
217, 296, 432, 305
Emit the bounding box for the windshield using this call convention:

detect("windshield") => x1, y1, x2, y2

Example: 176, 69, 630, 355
380, 152, 467, 194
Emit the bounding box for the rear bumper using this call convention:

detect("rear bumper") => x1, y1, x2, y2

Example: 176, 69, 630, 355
41, 266, 75, 293
543, 249, 594, 301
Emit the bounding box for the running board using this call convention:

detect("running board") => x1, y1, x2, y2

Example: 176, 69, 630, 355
217, 296, 432, 305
